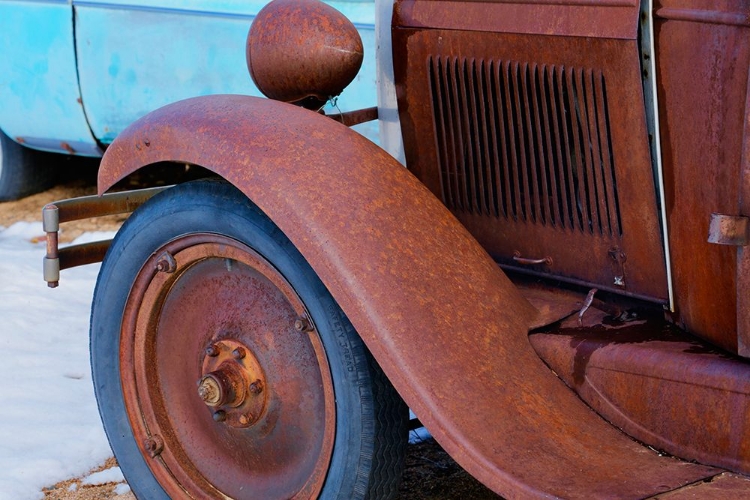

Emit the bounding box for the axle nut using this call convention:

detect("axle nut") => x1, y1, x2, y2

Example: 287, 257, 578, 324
198, 375, 223, 407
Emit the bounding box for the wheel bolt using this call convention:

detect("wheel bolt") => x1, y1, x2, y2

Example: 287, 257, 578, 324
232, 347, 246, 360
155, 251, 176, 273
143, 435, 164, 458
249, 379, 263, 395
205, 344, 220, 357
294, 317, 312, 332
213, 410, 227, 422
239, 413, 253, 426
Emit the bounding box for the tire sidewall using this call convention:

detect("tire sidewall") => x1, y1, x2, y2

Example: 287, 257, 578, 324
91, 180, 373, 499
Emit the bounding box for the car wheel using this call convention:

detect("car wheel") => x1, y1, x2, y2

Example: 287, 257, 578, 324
0, 129, 57, 201
90, 179, 408, 499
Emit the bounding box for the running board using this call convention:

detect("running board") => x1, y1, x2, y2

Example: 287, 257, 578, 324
531, 314, 750, 476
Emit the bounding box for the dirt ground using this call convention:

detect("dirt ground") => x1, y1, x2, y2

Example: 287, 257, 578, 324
2, 163, 499, 499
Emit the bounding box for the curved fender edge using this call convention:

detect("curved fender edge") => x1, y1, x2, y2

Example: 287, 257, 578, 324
99, 95, 717, 498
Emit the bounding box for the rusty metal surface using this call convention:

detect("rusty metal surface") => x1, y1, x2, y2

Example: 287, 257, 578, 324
392, 26, 668, 302
246, 0, 363, 108
59, 240, 111, 271
531, 319, 750, 476
654, 473, 750, 499
326, 106, 378, 127
655, 0, 750, 354
393, 0, 639, 39
47, 186, 170, 223
42, 186, 169, 286
708, 213, 750, 246
120, 234, 334, 498
517, 284, 583, 331
98, 94, 720, 498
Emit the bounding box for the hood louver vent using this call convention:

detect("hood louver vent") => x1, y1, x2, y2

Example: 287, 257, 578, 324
428, 56, 622, 236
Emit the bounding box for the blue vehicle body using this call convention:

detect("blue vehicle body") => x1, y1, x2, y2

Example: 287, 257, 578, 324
0, 0, 377, 157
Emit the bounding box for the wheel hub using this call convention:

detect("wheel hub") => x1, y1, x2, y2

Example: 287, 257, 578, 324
120, 234, 335, 499
197, 339, 267, 427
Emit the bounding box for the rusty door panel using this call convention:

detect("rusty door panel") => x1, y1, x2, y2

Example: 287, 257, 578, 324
99, 95, 718, 498
394, 0, 640, 40
394, 28, 669, 301
654, 0, 750, 353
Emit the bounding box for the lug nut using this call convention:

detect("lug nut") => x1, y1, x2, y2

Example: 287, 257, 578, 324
232, 347, 246, 360
294, 317, 312, 332
249, 379, 263, 395
238, 413, 253, 426
143, 435, 164, 458
155, 251, 176, 273
213, 410, 227, 422
205, 344, 220, 357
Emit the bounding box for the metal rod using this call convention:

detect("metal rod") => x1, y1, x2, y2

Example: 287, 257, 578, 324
326, 106, 378, 127
42, 186, 171, 287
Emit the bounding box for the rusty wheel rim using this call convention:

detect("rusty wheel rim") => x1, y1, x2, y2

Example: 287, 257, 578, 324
120, 233, 335, 499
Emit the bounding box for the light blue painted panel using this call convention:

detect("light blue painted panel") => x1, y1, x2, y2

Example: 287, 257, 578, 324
0, 0, 100, 154
74, 0, 378, 144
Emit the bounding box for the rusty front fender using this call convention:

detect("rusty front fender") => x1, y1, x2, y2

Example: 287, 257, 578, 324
99, 95, 713, 498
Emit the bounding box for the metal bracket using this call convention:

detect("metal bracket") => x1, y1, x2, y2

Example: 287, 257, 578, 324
707, 213, 749, 246
42, 186, 171, 287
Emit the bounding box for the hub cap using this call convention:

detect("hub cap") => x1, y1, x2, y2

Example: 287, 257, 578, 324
120, 234, 335, 499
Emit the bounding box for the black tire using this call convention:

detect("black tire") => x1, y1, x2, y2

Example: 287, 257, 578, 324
0, 129, 57, 201
90, 179, 408, 499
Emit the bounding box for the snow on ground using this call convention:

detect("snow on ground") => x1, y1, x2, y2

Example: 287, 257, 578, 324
0, 222, 116, 500
81, 466, 125, 486
0, 221, 432, 499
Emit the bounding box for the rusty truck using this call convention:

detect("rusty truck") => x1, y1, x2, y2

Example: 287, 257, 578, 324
41, 0, 750, 497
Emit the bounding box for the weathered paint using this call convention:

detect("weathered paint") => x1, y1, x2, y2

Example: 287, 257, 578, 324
0, 0, 376, 154
73, 0, 378, 143
0, 0, 100, 155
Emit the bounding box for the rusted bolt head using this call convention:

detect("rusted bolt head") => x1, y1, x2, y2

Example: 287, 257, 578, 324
294, 317, 312, 332
205, 344, 220, 357
249, 379, 264, 395
198, 375, 223, 407
143, 435, 164, 458
232, 347, 246, 360
213, 410, 227, 422
155, 251, 177, 273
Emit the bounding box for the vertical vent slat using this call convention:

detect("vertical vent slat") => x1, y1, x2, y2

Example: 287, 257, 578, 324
511, 62, 531, 221
474, 59, 497, 216
576, 68, 600, 234
466, 58, 488, 215
595, 71, 622, 236
504, 62, 521, 219
493, 61, 513, 219
446, 57, 471, 212
429, 57, 450, 208
567, 68, 592, 233
548, 66, 571, 229
521, 63, 542, 224
530, 64, 552, 226
585, 69, 609, 235
539, 65, 563, 228
428, 56, 622, 236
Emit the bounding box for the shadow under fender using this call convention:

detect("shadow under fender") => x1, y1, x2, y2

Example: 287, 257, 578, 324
98, 94, 717, 498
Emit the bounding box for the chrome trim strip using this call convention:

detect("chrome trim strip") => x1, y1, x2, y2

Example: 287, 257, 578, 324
375, 0, 405, 164
642, 0, 674, 311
